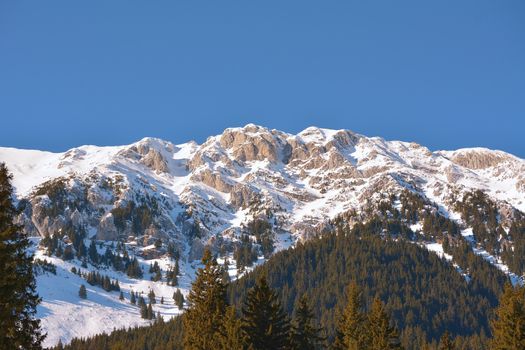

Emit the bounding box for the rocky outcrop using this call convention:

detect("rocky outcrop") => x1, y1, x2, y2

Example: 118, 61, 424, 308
97, 213, 119, 240
218, 125, 289, 164
2, 123, 524, 269
229, 183, 259, 209
516, 178, 525, 193
142, 148, 169, 173
449, 149, 508, 169
192, 169, 234, 193
445, 165, 463, 183
118, 140, 170, 173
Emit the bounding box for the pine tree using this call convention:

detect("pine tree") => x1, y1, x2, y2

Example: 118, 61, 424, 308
0, 163, 45, 349
368, 297, 402, 350
438, 330, 454, 350
138, 295, 146, 308
147, 302, 154, 320
130, 291, 136, 305
148, 289, 156, 304
290, 295, 325, 350
333, 282, 368, 350
241, 275, 290, 350
119, 291, 124, 301
79, 284, 87, 299
140, 302, 148, 319
490, 283, 525, 349
174, 288, 184, 310
183, 249, 228, 350
88, 239, 98, 264
221, 306, 244, 350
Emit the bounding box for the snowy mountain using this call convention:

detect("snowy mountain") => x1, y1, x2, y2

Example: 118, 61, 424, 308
1, 124, 524, 347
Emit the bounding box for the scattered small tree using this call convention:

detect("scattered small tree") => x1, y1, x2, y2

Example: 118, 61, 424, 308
79, 284, 87, 299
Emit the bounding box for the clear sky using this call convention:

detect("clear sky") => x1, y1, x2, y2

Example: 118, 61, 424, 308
1, 1, 524, 156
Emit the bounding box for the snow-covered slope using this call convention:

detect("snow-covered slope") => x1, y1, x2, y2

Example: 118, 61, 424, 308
1, 124, 524, 346
2, 125, 524, 239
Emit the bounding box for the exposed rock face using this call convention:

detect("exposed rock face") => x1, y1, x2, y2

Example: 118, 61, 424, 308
97, 213, 119, 241
1, 123, 524, 263
219, 124, 286, 164
445, 165, 464, 183
448, 149, 508, 169
517, 178, 525, 193
192, 169, 233, 193
118, 139, 171, 173
229, 183, 259, 209
142, 149, 169, 173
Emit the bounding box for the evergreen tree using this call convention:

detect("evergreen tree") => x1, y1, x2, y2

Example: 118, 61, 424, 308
88, 239, 98, 264
79, 284, 87, 299
130, 291, 136, 305
368, 297, 402, 350
0, 163, 45, 349
290, 295, 325, 350
147, 302, 154, 320
119, 291, 124, 301
490, 283, 525, 350
221, 306, 244, 350
137, 296, 146, 308
153, 269, 161, 282
174, 258, 180, 276
174, 289, 184, 310
333, 282, 368, 350
241, 275, 290, 350
438, 330, 454, 350
126, 257, 143, 278
140, 302, 148, 319
183, 249, 228, 350
148, 289, 156, 304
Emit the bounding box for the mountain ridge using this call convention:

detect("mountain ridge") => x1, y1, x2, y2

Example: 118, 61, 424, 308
1, 124, 524, 347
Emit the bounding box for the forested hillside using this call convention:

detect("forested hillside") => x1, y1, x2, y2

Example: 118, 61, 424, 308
56, 221, 513, 350
229, 230, 507, 349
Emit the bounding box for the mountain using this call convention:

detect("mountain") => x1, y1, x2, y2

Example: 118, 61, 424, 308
1, 124, 524, 346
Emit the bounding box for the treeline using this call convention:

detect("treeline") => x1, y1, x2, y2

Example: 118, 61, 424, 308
41, 233, 147, 280
55, 249, 402, 350
54, 317, 184, 350
49, 188, 525, 350
55, 245, 525, 350
40, 229, 186, 285
234, 218, 275, 273
454, 190, 525, 275
55, 229, 513, 350
71, 268, 121, 292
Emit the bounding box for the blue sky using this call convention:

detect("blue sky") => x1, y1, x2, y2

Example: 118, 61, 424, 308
1, 1, 524, 156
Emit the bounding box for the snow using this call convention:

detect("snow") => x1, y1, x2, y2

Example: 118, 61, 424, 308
1, 125, 524, 346
297, 126, 342, 145
0, 145, 122, 197
424, 242, 453, 261
471, 246, 523, 286
32, 239, 191, 347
